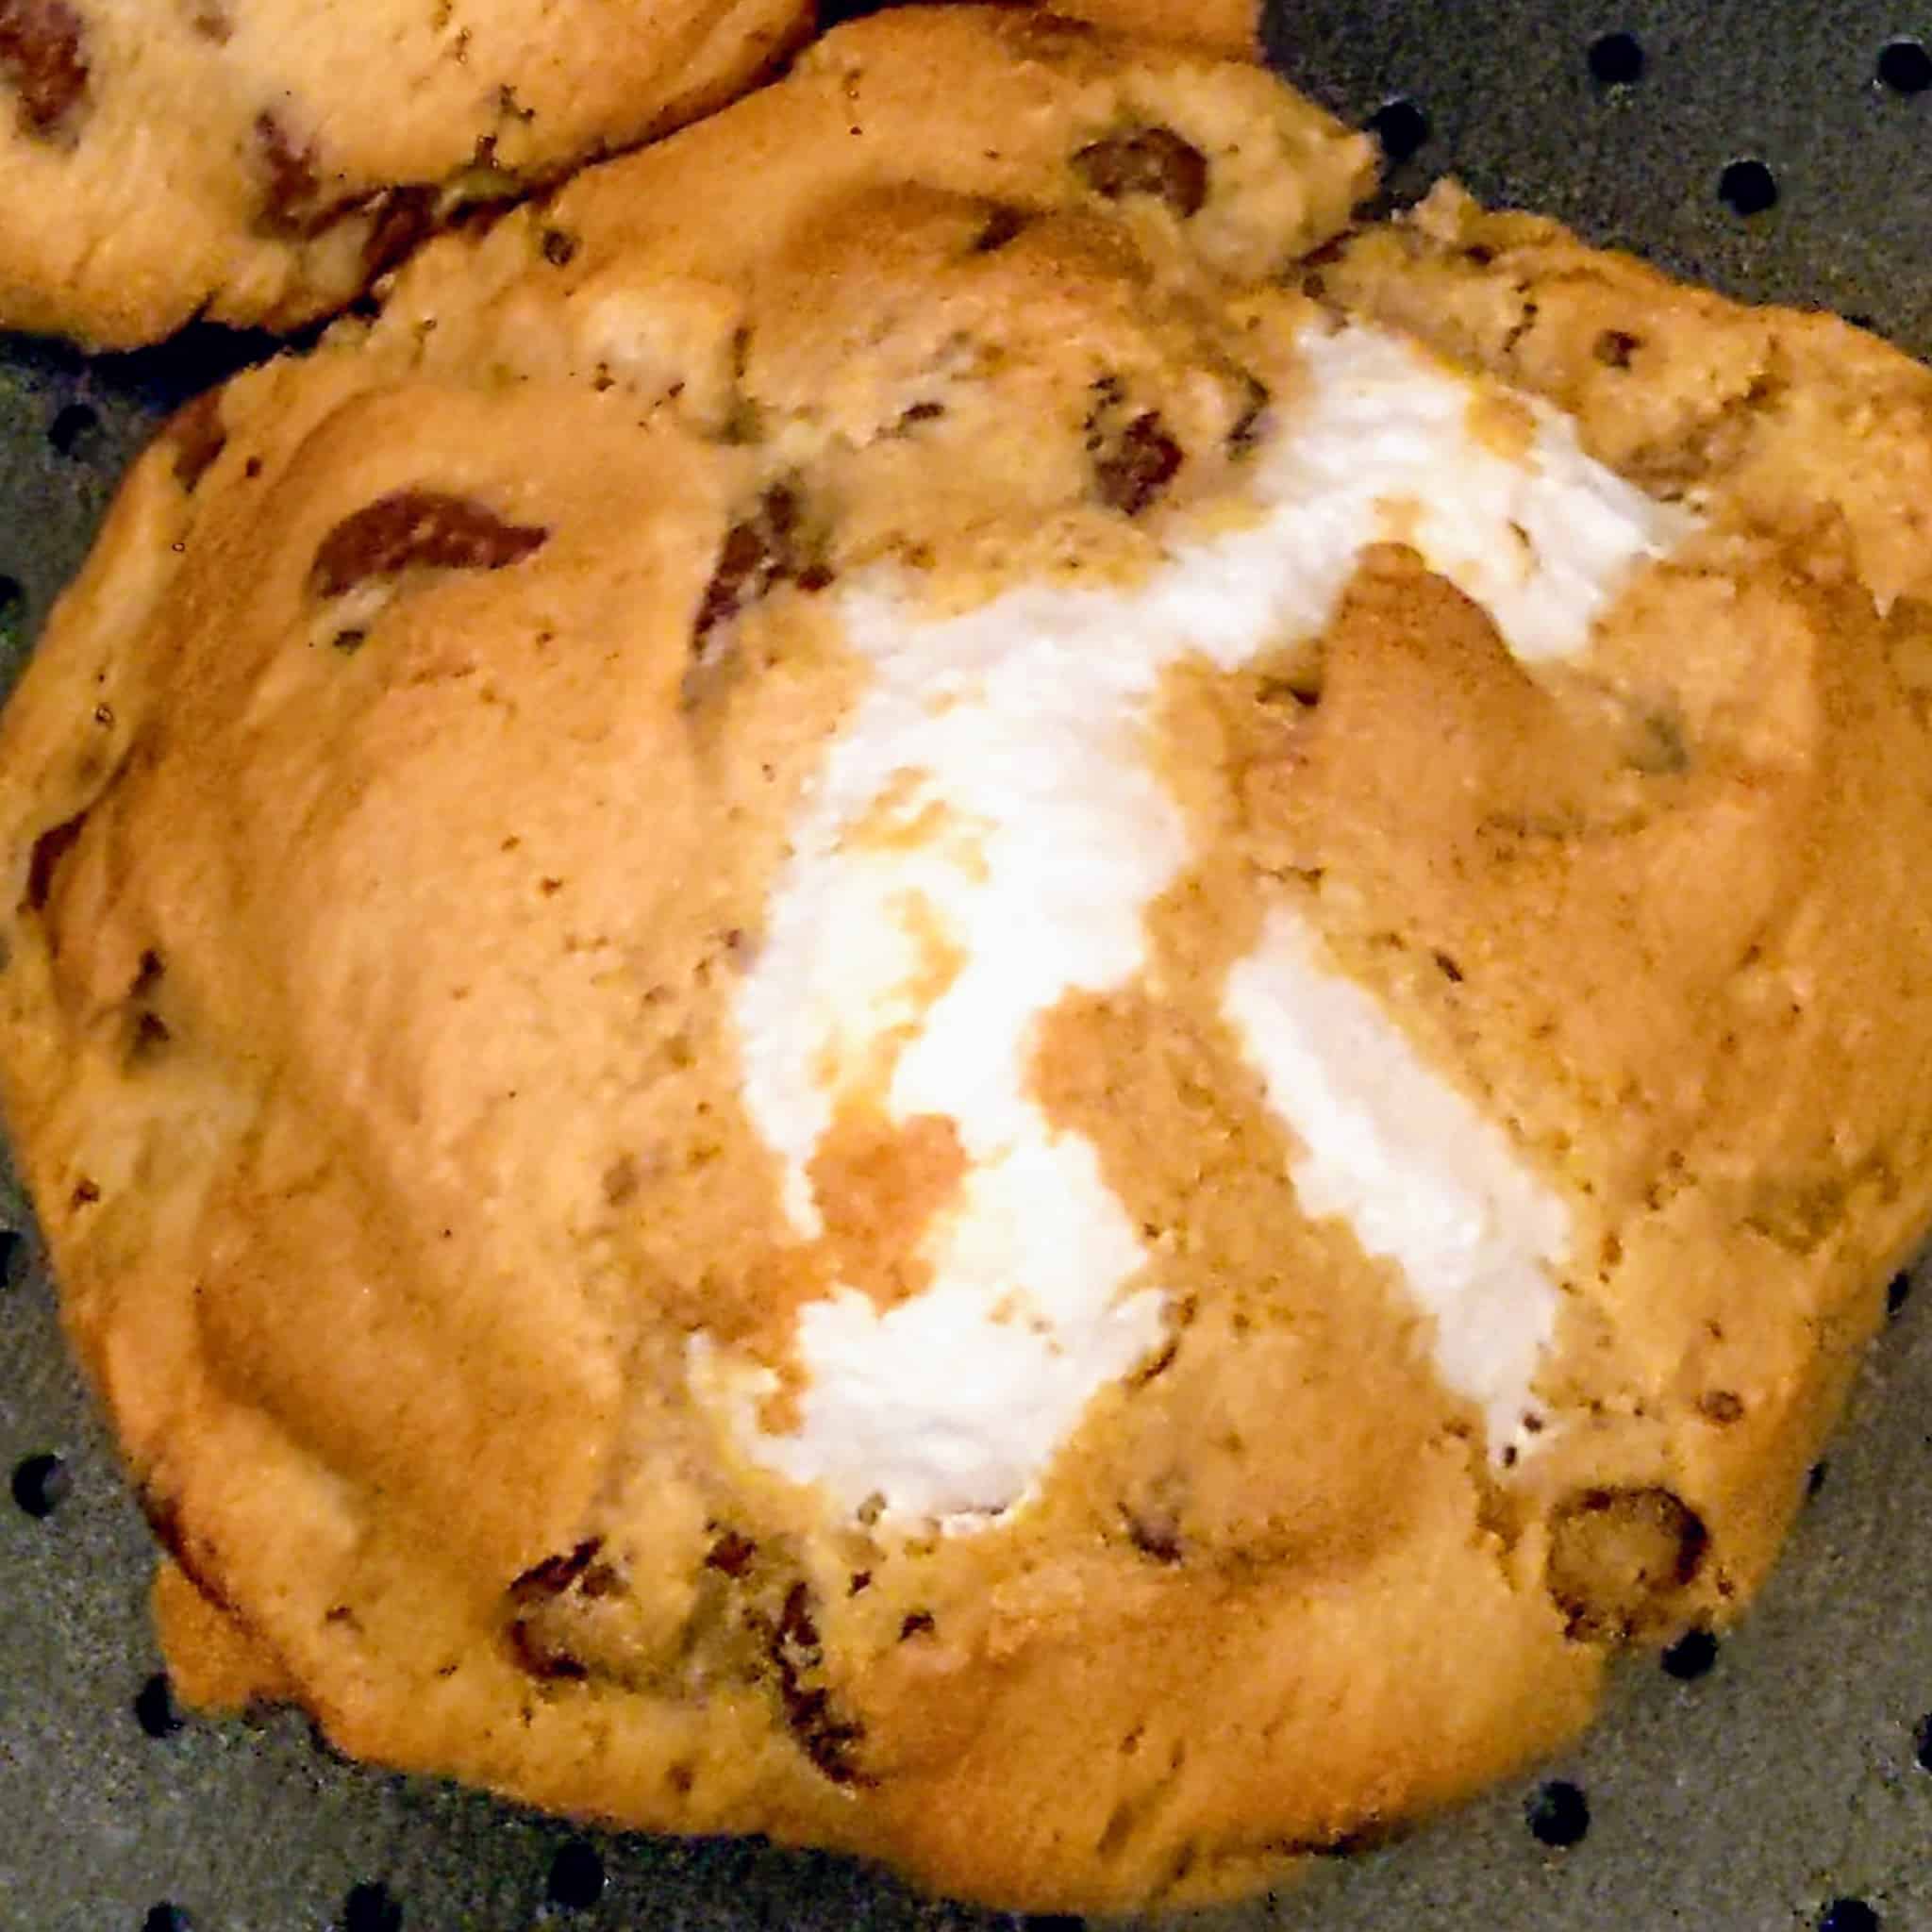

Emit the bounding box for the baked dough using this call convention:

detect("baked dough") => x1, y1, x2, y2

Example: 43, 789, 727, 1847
0, 0, 809, 346
5, 6, 1932, 1911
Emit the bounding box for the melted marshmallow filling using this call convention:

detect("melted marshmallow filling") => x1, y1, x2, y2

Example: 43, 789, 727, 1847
715, 319, 1695, 1523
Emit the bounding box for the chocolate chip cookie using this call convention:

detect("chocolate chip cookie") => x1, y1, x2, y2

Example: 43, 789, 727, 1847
5, 4, 1932, 1911
0, 0, 808, 346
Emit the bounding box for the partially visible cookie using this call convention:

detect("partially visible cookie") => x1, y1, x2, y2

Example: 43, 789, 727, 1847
1040, 0, 1258, 55
7, 4, 1932, 1916
0, 0, 809, 347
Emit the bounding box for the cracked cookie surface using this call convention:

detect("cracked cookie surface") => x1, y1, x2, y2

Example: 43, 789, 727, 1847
4, 6, 1932, 1913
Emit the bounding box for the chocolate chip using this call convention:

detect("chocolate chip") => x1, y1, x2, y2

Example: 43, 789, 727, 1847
0, 0, 88, 135
1072, 125, 1209, 217
165, 391, 226, 494
704, 1528, 758, 1577
25, 809, 86, 912
895, 400, 947, 432
361, 186, 436, 279
310, 491, 547, 597
1593, 328, 1641, 369
1698, 1390, 1745, 1424
255, 110, 325, 235
972, 202, 1031, 253
1121, 1504, 1184, 1565
540, 225, 578, 267
898, 1611, 936, 1640
508, 1539, 603, 1607
506, 1618, 589, 1682
766, 1580, 868, 1785
691, 486, 827, 649
1226, 374, 1272, 458
129, 1009, 172, 1059
1093, 410, 1184, 515
1545, 1486, 1708, 1642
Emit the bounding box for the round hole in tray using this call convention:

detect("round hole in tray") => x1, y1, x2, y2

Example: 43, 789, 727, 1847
0, 1224, 23, 1287
142, 1907, 190, 1932
11, 1451, 69, 1519
1525, 1778, 1591, 1848
545, 1839, 606, 1910
1367, 96, 1431, 164
134, 1672, 184, 1740
341, 1881, 402, 1932
1717, 158, 1779, 216
1912, 1711, 1932, 1774
1587, 29, 1645, 87
1660, 1627, 1721, 1681
1818, 1900, 1882, 1932
46, 401, 102, 460
1876, 38, 1932, 95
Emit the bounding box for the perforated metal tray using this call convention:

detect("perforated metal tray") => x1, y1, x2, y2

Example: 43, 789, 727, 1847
6, 4, 1932, 1928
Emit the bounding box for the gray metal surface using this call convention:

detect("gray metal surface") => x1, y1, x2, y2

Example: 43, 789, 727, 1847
6, 3, 1932, 1926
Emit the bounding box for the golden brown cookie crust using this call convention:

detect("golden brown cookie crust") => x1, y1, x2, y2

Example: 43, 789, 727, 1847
4, 8, 1932, 1913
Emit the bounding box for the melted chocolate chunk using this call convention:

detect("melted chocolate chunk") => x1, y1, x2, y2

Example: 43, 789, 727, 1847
508, 1538, 603, 1607
1093, 409, 1184, 515
1226, 373, 1273, 458
255, 111, 325, 235
310, 491, 548, 597
1593, 328, 1641, 370
361, 185, 436, 278
0, 0, 87, 135
972, 202, 1031, 253
504, 1539, 613, 1680
1071, 125, 1209, 217
1121, 1503, 1184, 1565
766, 1581, 868, 1785
25, 809, 86, 912
129, 1009, 172, 1059
691, 486, 829, 649
165, 391, 226, 493
704, 1528, 758, 1578
506, 1619, 589, 1682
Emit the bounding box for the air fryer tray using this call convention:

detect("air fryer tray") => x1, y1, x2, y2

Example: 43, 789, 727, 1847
5, 3, 1932, 1927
